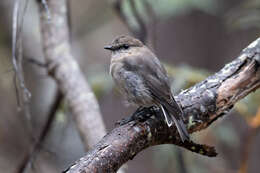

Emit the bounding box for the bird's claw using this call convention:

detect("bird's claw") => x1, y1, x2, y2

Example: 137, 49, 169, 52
115, 106, 156, 126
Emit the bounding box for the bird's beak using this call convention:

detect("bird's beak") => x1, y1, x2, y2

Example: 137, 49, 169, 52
104, 45, 113, 50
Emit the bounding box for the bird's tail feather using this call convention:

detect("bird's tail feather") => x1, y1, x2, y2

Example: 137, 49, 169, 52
160, 105, 173, 126
160, 105, 189, 142
171, 114, 190, 142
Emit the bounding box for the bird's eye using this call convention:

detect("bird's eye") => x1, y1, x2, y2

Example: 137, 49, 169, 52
123, 44, 129, 49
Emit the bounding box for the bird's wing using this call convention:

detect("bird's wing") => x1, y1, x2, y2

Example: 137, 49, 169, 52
123, 49, 189, 141
123, 48, 184, 118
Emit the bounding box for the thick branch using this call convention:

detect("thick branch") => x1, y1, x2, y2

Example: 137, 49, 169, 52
37, 0, 106, 149
64, 38, 260, 173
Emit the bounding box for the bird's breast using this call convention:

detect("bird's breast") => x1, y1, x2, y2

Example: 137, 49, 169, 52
110, 60, 154, 106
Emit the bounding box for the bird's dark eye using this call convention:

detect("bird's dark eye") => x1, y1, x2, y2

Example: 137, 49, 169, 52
122, 44, 129, 49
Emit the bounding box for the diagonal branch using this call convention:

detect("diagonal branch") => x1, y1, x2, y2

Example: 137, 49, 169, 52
37, 0, 106, 150
64, 38, 260, 173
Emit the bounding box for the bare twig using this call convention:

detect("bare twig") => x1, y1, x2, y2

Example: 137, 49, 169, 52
112, 0, 147, 43
16, 91, 62, 173
37, 0, 106, 150
128, 0, 147, 42
12, 0, 34, 144
25, 57, 46, 68
64, 38, 260, 173
143, 0, 157, 51
12, 0, 31, 111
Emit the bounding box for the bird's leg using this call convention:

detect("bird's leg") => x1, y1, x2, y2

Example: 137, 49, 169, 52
116, 106, 156, 126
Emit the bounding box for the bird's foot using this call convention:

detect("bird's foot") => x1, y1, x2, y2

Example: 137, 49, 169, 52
116, 106, 156, 126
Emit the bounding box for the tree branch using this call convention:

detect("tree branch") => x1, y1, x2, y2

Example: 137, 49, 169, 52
16, 91, 62, 173
64, 38, 260, 173
112, 0, 147, 43
37, 0, 106, 150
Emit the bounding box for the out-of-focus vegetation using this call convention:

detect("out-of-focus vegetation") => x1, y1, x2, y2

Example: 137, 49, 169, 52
226, 0, 260, 29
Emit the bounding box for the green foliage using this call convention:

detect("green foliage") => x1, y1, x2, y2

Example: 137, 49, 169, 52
146, 0, 220, 17
121, 0, 221, 31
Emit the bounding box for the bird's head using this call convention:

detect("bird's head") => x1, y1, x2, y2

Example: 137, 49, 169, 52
104, 35, 143, 53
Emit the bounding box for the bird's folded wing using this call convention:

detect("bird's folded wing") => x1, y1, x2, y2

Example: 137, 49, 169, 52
123, 51, 184, 119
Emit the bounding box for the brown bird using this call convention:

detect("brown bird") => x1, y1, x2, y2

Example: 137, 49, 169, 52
104, 35, 189, 142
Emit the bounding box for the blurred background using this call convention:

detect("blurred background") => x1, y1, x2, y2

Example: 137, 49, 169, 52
0, 0, 260, 172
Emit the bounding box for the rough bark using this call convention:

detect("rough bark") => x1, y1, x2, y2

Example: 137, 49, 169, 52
64, 38, 260, 173
37, 0, 106, 149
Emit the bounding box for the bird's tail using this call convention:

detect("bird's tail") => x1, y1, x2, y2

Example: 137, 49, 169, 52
160, 105, 189, 142
160, 104, 173, 126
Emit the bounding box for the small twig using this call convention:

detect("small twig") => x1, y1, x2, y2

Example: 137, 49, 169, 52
17, 0, 30, 40
25, 57, 47, 68
66, 0, 72, 43
12, 0, 21, 108
128, 0, 147, 42
16, 91, 63, 173
143, 0, 157, 51
12, 0, 31, 118
112, 0, 133, 33
112, 0, 147, 43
